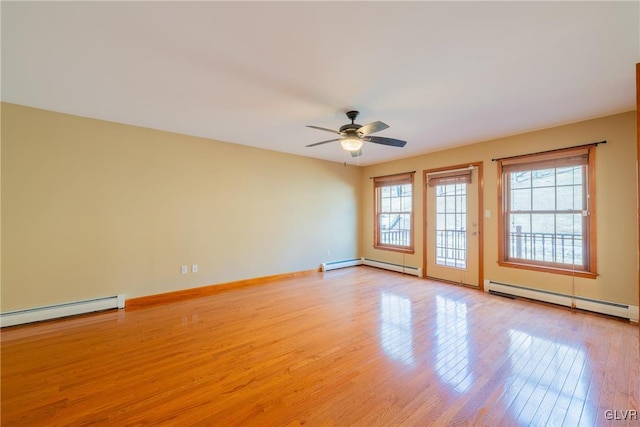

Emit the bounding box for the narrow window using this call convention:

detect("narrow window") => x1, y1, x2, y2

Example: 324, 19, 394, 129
498, 146, 596, 278
374, 172, 415, 253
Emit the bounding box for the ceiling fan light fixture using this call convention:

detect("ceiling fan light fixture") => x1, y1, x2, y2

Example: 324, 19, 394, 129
306, 111, 406, 152
340, 136, 363, 152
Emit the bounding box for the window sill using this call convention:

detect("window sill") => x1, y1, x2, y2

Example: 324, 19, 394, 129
498, 260, 597, 279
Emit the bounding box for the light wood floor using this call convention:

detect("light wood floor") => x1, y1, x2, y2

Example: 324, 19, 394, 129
2, 267, 638, 426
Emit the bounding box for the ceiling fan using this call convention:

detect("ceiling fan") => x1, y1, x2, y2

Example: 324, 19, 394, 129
306, 110, 407, 157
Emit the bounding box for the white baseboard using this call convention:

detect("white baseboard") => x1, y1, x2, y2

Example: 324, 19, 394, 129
322, 258, 422, 277
362, 258, 422, 277
486, 280, 638, 322
321, 259, 363, 271
1, 295, 125, 328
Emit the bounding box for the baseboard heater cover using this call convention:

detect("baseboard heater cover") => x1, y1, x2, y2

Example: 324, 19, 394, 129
322, 258, 422, 277
321, 259, 363, 271
485, 280, 639, 322
1, 294, 125, 328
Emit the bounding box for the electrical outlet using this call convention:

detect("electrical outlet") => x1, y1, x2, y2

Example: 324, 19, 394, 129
326, 249, 331, 256
192, 264, 198, 273
181, 265, 188, 274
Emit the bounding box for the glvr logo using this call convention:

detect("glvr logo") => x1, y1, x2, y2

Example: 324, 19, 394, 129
604, 410, 638, 420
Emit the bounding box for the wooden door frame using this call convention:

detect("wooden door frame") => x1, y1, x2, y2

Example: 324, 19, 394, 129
422, 161, 484, 290
636, 63, 639, 311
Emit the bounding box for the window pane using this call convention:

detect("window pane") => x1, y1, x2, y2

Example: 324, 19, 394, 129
511, 171, 532, 189
531, 213, 555, 234
380, 214, 390, 229
401, 196, 412, 212
391, 197, 401, 212
511, 188, 531, 211
445, 195, 456, 213
556, 166, 580, 186
532, 187, 555, 211
556, 186, 577, 211
556, 214, 581, 235
381, 197, 391, 213
510, 213, 531, 233
445, 214, 456, 230
574, 187, 584, 210
457, 195, 466, 213
531, 169, 555, 187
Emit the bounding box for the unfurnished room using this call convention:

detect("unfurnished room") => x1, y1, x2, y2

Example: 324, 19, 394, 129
1, 1, 639, 426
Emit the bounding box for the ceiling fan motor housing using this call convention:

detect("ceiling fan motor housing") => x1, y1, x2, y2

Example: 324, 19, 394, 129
339, 124, 362, 135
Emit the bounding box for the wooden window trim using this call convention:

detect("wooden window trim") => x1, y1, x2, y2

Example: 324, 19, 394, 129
497, 146, 597, 278
373, 172, 415, 254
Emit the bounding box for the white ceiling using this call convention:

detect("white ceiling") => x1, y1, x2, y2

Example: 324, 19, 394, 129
2, 1, 639, 166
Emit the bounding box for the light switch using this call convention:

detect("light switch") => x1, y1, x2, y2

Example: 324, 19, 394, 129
181, 265, 188, 274
192, 264, 198, 273
485, 210, 491, 218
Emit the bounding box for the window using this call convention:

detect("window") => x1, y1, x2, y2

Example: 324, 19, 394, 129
498, 146, 596, 278
374, 172, 414, 253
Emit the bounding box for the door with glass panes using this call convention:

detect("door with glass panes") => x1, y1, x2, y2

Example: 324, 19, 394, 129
425, 166, 480, 287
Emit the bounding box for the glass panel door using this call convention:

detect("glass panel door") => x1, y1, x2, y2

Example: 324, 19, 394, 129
426, 167, 479, 287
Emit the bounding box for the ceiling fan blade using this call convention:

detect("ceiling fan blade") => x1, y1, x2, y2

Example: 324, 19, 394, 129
351, 149, 363, 157
305, 138, 341, 148
358, 121, 389, 136
364, 136, 407, 148
306, 125, 342, 135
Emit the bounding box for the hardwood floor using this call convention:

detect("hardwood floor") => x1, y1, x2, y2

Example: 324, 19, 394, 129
2, 267, 638, 426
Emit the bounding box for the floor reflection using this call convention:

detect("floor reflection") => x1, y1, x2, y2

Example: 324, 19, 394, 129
507, 329, 592, 425
380, 292, 415, 365
435, 295, 473, 393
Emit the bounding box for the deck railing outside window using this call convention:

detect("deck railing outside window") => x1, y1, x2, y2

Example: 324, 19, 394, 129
509, 226, 583, 265
380, 228, 411, 247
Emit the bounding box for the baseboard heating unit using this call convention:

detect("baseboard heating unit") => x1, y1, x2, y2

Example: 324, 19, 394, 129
485, 280, 639, 323
1, 294, 125, 328
322, 258, 423, 277
321, 259, 363, 272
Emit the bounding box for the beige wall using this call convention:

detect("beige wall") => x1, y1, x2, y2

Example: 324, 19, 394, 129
3, 103, 637, 312
1, 103, 361, 311
361, 111, 639, 306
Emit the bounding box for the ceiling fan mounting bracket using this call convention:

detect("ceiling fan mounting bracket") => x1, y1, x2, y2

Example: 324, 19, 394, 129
346, 110, 359, 123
